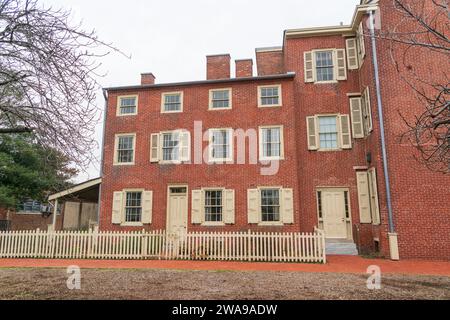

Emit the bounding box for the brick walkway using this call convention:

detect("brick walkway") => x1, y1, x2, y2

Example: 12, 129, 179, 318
0, 255, 449, 276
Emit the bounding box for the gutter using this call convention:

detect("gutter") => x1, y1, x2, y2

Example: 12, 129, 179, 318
368, 10, 399, 260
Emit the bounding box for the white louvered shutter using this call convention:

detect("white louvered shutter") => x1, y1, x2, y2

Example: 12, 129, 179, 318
356, 172, 372, 224
247, 189, 260, 224
191, 190, 203, 224
335, 49, 347, 80
281, 188, 294, 224
224, 189, 235, 224
368, 168, 380, 225
346, 38, 359, 70
304, 51, 315, 83
339, 114, 352, 149
306, 116, 318, 150
112, 191, 123, 224
364, 87, 373, 132
358, 22, 366, 62
150, 133, 160, 163
350, 97, 364, 138
180, 131, 191, 162
142, 191, 153, 224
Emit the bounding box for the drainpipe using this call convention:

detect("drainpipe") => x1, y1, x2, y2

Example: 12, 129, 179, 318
96, 89, 109, 230
368, 10, 399, 260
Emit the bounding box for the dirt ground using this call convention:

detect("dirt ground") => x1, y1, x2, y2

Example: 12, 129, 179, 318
0, 267, 449, 300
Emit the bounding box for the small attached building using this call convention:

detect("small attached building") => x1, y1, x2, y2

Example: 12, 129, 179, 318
48, 178, 101, 231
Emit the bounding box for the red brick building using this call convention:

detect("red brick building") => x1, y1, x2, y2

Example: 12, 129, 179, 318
99, 0, 450, 260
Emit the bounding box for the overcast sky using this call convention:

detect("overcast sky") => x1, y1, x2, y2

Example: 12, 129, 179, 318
41, 0, 359, 182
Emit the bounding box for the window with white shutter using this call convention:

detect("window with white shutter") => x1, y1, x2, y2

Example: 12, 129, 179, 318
308, 115, 353, 150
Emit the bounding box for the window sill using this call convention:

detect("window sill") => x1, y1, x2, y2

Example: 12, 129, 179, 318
16, 211, 42, 215
159, 160, 183, 165
314, 80, 338, 84
201, 222, 226, 227
113, 162, 135, 166
161, 110, 183, 114
258, 104, 282, 108
259, 157, 284, 162
120, 222, 144, 227
208, 159, 233, 164
317, 148, 343, 152
257, 222, 284, 226
117, 113, 137, 117
208, 106, 232, 111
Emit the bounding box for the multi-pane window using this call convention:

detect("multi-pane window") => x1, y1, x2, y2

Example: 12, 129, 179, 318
261, 127, 282, 159
162, 132, 180, 161
163, 93, 182, 112
116, 135, 135, 164
261, 189, 280, 222
119, 96, 137, 115
18, 200, 41, 213
259, 86, 281, 106
210, 89, 230, 109
210, 129, 232, 161
124, 192, 142, 222
204, 190, 223, 222
315, 51, 334, 82
318, 116, 338, 149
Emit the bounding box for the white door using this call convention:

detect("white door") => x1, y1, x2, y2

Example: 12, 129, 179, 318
322, 191, 347, 239
167, 186, 188, 235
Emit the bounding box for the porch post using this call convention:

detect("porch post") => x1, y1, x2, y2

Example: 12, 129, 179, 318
52, 198, 59, 230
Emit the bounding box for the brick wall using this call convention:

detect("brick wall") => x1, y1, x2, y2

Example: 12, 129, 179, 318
99, 0, 450, 260
0, 207, 63, 231
235, 59, 253, 78
256, 50, 284, 76
206, 54, 231, 80
101, 78, 301, 233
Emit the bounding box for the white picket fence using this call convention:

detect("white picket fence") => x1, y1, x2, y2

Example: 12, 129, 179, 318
0, 229, 326, 263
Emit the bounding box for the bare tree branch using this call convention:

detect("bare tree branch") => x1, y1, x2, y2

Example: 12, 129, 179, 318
377, 0, 449, 173
0, 0, 127, 171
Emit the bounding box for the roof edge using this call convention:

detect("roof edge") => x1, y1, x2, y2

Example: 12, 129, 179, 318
104, 73, 296, 92
48, 178, 102, 201
284, 3, 379, 39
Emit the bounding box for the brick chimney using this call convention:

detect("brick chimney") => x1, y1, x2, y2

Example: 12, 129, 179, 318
206, 54, 231, 80
255, 47, 284, 76
141, 72, 156, 85
235, 59, 253, 78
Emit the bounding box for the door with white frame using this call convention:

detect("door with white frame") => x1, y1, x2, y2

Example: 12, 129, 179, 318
166, 185, 188, 235
318, 189, 350, 239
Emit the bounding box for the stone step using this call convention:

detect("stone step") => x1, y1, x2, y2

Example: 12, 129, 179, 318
325, 239, 358, 255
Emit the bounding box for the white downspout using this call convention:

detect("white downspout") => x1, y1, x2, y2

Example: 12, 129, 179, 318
368, 9, 399, 260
